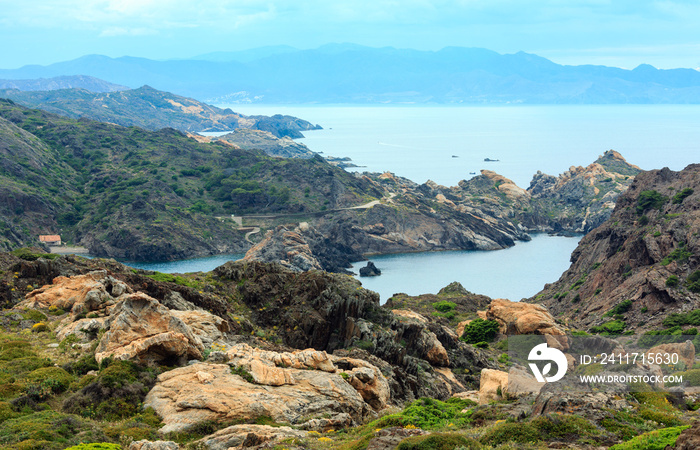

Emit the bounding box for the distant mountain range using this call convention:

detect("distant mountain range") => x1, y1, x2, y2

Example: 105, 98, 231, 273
2, 44, 700, 104
0, 75, 127, 93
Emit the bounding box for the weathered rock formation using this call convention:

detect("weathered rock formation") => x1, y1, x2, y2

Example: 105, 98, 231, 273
530, 164, 700, 332
143, 361, 378, 433
359, 261, 381, 277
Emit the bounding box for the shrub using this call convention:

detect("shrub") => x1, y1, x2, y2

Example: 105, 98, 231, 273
605, 300, 633, 317
31, 323, 49, 333
24, 367, 74, 395
590, 320, 626, 335
397, 433, 482, 450
671, 188, 693, 204
637, 190, 667, 214
531, 414, 599, 441
661, 242, 692, 266
62, 360, 157, 421
460, 319, 499, 344
666, 275, 680, 287
64, 444, 122, 450
478, 422, 540, 446
10, 248, 59, 261
663, 310, 700, 327
687, 271, 700, 293
609, 425, 689, 450
371, 397, 475, 430
0, 410, 95, 449
433, 301, 456, 313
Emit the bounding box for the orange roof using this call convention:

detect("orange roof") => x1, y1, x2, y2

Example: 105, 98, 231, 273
39, 235, 61, 242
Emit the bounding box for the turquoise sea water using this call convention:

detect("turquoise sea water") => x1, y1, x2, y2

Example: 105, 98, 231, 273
350, 233, 581, 302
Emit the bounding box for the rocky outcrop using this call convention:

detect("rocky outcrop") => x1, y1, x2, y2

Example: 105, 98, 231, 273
214, 128, 317, 158
195, 424, 308, 450
531, 164, 700, 332
648, 341, 696, 370
478, 368, 541, 404
674, 421, 700, 450
242, 226, 323, 272
19, 270, 131, 318
359, 261, 381, 277
94, 293, 206, 365
486, 298, 567, 338
214, 261, 492, 401
143, 362, 378, 433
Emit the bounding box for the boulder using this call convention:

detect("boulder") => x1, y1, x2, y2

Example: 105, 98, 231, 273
94, 293, 205, 365
129, 441, 179, 450
647, 340, 696, 370
19, 270, 131, 317
478, 368, 541, 404
170, 309, 229, 347
143, 363, 375, 433
675, 421, 700, 450
486, 298, 568, 348
359, 261, 381, 277
195, 424, 308, 450
366, 427, 429, 450
225, 343, 391, 409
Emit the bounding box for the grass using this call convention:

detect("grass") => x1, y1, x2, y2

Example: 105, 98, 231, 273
609, 425, 689, 450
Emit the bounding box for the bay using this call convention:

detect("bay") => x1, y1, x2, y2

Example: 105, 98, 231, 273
351, 233, 581, 302
118, 253, 245, 273
224, 104, 700, 188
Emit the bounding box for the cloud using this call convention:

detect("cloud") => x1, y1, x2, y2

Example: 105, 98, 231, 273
99, 26, 158, 37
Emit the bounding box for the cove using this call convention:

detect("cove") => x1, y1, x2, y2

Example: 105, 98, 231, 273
351, 233, 582, 303
115, 233, 580, 304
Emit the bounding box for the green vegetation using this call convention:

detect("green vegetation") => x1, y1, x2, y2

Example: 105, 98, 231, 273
605, 300, 633, 317
636, 190, 668, 214
369, 397, 476, 430
661, 242, 692, 266
666, 275, 680, 287
397, 433, 481, 450
432, 301, 456, 313
10, 248, 59, 261
0, 100, 379, 258
460, 319, 499, 344
609, 425, 689, 450
687, 270, 700, 293
663, 310, 700, 327
589, 320, 626, 335
671, 188, 693, 204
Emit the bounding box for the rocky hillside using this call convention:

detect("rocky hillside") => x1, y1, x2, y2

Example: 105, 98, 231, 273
0, 100, 381, 260
243, 152, 641, 273
530, 164, 700, 333
0, 85, 321, 137
1, 250, 699, 449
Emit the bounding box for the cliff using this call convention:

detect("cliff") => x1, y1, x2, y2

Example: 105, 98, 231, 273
530, 164, 700, 333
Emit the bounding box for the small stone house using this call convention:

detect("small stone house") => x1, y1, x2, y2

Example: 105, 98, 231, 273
39, 235, 62, 246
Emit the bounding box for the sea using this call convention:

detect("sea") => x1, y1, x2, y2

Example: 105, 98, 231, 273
124, 105, 700, 302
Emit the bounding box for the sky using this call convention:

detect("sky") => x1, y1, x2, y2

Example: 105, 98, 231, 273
2, 0, 700, 70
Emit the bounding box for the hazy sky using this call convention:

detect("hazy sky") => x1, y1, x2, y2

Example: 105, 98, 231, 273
2, 0, 700, 70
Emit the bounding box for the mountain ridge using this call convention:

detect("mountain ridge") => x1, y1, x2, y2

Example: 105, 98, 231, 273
2, 45, 700, 103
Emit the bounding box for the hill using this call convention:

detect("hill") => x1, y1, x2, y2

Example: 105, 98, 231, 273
529, 164, 700, 333
0, 85, 321, 137
0, 99, 378, 261
2, 45, 700, 103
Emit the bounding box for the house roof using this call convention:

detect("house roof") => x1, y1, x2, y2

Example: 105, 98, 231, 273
39, 235, 61, 242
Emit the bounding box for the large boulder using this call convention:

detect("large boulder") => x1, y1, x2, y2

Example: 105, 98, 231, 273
94, 293, 205, 365
19, 270, 131, 317
647, 340, 696, 370
195, 424, 308, 450
143, 362, 376, 433
478, 368, 541, 404
486, 298, 568, 348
